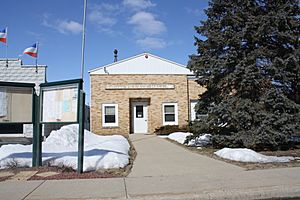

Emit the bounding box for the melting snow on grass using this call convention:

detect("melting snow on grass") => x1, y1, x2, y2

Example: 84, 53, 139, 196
165, 133, 296, 163
164, 132, 212, 147
163, 132, 211, 147
215, 148, 295, 163
166, 132, 192, 144
0, 125, 130, 172
187, 134, 212, 147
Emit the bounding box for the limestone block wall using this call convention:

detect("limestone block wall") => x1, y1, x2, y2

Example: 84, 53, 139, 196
90, 74, 205, 135
188, 79, 206, 100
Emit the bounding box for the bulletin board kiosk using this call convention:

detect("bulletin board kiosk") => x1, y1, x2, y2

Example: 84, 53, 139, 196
40, 79, 85, 173
0, 79, 85, 173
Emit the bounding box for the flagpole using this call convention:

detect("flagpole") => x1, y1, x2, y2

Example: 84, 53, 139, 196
5, 27, 8, 67
80, 0, 87, 80
35, 42, 38, 73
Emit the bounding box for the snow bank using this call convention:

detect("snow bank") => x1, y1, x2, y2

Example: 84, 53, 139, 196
0, 125, 130, 172
215, 148, 295, 163
187, 134, 211, 147
165, 132, 211, 147
167, 132, 192, 144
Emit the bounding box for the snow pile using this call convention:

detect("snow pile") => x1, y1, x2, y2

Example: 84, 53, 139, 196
167, 132, 192, 144
165, 132, 212, 147
0, 125, 130, 172
215, 148, 295, 163
187, 134, 212, 147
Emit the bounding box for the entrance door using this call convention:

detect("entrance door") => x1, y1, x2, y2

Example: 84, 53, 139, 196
132, 102, 148, 133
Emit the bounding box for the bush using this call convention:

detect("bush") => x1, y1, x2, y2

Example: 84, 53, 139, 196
154, 125, 188, 135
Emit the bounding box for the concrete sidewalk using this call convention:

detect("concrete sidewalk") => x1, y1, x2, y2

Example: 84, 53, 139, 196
126, 134, 300, 199
0, 134, 300, 200
128, 134, 243, 178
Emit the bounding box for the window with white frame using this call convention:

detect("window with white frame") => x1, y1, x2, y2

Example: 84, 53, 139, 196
102, 104, 118, 127
190, 100, 208, 121
162, 103, 178, 125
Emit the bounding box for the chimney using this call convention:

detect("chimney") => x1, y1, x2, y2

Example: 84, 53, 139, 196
114, 49, 118, 62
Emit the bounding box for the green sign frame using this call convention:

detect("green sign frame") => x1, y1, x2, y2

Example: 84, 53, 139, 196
39, 78, 85, 173
39, 79, 83, 124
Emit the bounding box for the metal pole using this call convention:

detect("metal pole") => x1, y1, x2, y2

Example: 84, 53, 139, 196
32, 93, 42, 167
5, 27, 8, 67
78, 90, 85, 173
35, 42, 39, 73
80, 0, 87, 80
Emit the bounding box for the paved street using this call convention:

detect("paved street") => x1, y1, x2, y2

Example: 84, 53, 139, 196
0, 134, 300, 199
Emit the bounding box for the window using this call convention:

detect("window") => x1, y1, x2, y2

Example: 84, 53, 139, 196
190, 100, 208, 121
102, 104, 118, 127
162, 103, 178, 125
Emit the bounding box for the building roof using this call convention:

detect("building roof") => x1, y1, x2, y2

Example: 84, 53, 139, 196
0, 58, 47, 94
89, 53, 193, 75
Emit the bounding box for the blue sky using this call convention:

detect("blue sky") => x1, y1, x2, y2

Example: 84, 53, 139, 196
0, 0, 208, 103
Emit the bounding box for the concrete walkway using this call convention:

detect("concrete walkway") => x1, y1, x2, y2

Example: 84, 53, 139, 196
129, 134, 243, 178
0, 134, 300, 200
126, 134, 300, 199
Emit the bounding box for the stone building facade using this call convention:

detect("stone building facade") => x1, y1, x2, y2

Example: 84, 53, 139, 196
89, 53, 205, 135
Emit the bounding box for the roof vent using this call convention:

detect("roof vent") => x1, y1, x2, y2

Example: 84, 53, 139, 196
114, 49, 118, 62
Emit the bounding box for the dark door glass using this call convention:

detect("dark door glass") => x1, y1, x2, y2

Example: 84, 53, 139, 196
136, 105, 143, 118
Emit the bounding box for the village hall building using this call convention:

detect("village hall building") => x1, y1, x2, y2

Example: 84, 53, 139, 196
89, 53, 205, 135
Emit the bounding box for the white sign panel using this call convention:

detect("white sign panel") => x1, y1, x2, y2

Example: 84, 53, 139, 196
106, 84, 175, 90
41, 84, 79, 123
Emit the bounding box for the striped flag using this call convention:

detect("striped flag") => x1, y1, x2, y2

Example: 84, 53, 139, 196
23, 43, 38, 58
0, 27, 7, 43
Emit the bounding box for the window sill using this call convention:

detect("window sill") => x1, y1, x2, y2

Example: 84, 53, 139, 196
163, 122, 178, 126
102, 126, 119, 129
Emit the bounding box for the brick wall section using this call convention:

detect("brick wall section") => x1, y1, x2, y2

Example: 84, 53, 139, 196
188, 79, 206, 100
90, 74, 205, 135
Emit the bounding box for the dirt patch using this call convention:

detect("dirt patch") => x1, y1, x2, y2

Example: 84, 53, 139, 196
166, 138, 300, 170
0, 163, 127, 182
123, 135, 137, 175
0, 175, 14, 182
0, 137, 137, 181
29, 167, 119, 180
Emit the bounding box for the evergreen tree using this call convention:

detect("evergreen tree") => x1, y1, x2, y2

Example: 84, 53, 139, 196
188, 0, 300, 150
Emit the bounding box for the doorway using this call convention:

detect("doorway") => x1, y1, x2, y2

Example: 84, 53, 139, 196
131, 101, 148, 133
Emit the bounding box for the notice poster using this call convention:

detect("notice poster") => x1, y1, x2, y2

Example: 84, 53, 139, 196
41, 84, 79, 123
0, 86, 33, 123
